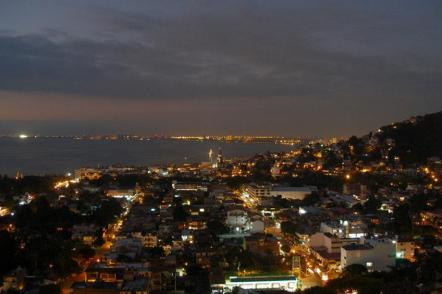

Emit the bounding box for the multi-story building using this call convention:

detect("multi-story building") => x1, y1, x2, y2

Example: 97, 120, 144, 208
226, 209, 250, 233
245, 184, 317, 201
309, 232, 360, 255
309, 232, 360, 268
172, 180, 208, 192
245, 183, 272, 199
75, 168, 102, 181
320, 220, 366, 239
341, 238, 396, 272
222, 275, 298, 293
270, 186, 318, 200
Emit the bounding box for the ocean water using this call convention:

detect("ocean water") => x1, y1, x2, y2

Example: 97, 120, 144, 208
0, 138, 293, 175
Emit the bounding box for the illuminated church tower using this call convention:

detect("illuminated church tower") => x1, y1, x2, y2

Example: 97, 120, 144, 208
209, 148, 213, 164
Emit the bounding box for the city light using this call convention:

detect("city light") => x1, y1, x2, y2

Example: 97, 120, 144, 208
0, 5, 440, 292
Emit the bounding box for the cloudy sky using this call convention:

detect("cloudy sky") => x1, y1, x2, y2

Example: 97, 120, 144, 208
0, 0, 441, 137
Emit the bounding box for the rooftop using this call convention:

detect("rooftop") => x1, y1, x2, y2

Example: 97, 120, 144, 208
121, 279, 149, 291
342, 243, 373, 251
71, 282, 120, 289
228, 275, 297, 283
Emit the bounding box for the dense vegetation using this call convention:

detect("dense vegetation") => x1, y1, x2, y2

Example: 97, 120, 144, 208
376, 111, 442, 164
301, 252, 442, 294
0, 190, 124, 280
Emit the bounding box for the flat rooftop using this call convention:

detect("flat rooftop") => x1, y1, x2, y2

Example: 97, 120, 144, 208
228, 275, 297, 283
342, 243, 373, 251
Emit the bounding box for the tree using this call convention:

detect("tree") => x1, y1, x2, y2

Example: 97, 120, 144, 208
323, 151, 341, 170
392, 203, 412, 236
409, 194, 429, 213
39, 284, 60, 294
77, 245, 95, 259
94, 229, 105, 247
281, 221, 299, 236
185, 264, 210, 294
173, 204, 189, 221
302, 287, 335, 294
0, 231, 17, 277
362, 196, 381, 214
301, 192, 321, 206
207, 218, 229, 236
347, 136, 365, 159
251, 157, 273, 181
92, 198, 123, 226
342, 264, 368, 278
145, 246, 165, 258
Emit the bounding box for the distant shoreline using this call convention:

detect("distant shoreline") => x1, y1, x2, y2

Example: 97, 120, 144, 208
0, 135, 306, 144
0, 138, 294, 176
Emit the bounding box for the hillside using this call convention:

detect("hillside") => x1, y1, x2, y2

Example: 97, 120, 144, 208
375, 111, 442, 164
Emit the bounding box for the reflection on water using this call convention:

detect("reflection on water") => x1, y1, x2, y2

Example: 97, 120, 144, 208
0, 138, 292, 175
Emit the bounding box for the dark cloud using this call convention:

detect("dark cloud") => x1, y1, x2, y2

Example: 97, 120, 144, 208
0, 0, 441, 135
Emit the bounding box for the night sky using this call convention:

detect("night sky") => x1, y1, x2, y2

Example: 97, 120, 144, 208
1, 1, 441, 137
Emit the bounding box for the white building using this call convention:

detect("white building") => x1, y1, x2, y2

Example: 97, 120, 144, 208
245, 184, 272, 198
107, 188, 135, 199
223, 275, 297, 293
309, 232, 360, 255
244, 184, 318, 201
320, 220, 366, 239
226, 210, 250, 233
172, 181, 208, 192
341, 238, 396, 272
270, 186, 317, 200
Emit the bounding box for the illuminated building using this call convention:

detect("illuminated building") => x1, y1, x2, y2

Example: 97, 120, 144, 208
320, 220, 366, 239
209, 148, 213, 164
245, 183, 272, 198
270, 186, 318, 200
172, 180, 208, 192
226, 209, 250, 233
341, 238, 396, 272
222, 275, 298, 292
395, 241, 417, 261
74, 168, 102, 180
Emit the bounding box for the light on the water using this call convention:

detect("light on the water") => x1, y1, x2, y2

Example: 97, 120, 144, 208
19, 134, 29, 139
